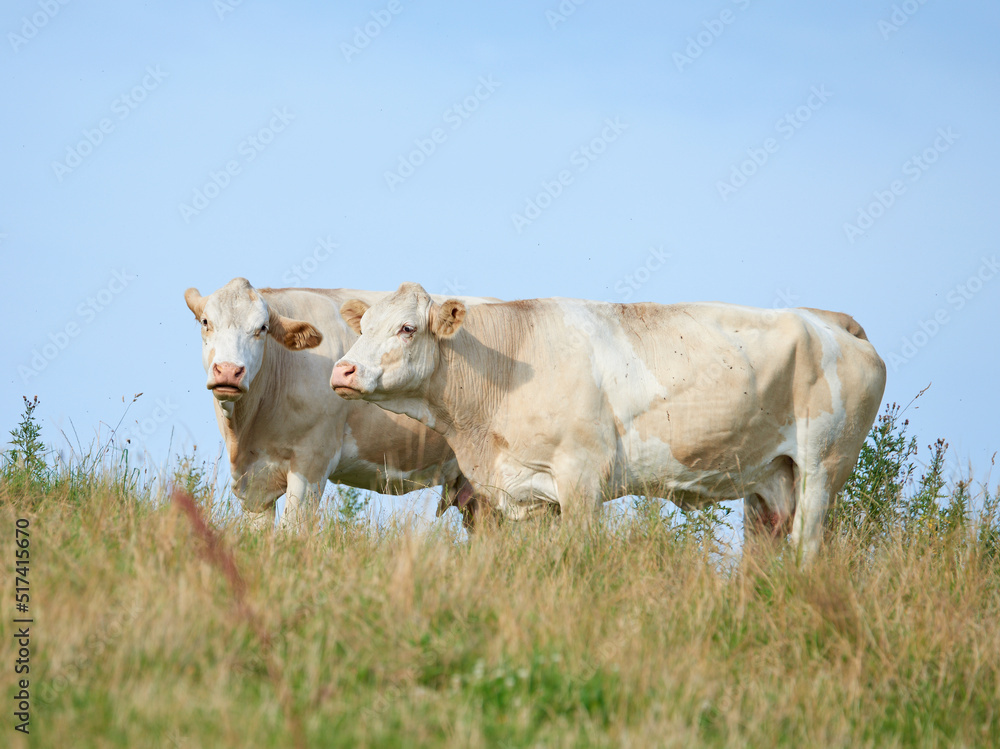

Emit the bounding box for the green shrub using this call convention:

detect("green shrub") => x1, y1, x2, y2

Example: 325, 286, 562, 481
332, 485, 371, 525
2, 395, 50, 491
835, 393, 997, 556
834, 401, 916, 539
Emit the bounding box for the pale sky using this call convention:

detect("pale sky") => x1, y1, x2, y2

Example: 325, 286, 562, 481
3, 1, 998, 524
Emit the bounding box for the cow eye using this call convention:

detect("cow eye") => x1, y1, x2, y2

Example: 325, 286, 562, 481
201, 318, 208, 328
400, 324, 417, 335
256, 324, 268, 337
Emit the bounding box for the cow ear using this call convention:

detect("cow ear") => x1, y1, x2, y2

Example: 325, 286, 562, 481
340, 299, 369, 335
269, 312, 323, 350
184, 288, 205, 320
430, 299, 466, 339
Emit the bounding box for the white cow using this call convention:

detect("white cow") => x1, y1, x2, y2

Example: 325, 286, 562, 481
330, 282, 887, 560
184, 277, 485, 530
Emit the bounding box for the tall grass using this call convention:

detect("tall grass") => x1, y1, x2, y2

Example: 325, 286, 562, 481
2, 396, 998, 747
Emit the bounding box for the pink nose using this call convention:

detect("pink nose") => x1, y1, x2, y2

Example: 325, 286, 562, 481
211, 362, 245, 389
331, 362, 358, 391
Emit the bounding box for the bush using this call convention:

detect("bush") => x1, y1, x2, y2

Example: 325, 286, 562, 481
1, 395, 50, 491
834, 394, 997, 556
629, 494, 735, 556
834, 401, 916, 539
333, 485, 371, 525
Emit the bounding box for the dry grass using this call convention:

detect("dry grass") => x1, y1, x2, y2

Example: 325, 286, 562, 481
2, 474, 999, 748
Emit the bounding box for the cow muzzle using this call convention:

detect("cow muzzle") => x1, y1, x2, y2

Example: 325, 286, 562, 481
209, 362, 247, 400
331, 362, 364, 399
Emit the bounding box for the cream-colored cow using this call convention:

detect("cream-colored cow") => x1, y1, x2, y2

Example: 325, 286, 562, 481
330, 282, 886, 560
184, 277, 484, 531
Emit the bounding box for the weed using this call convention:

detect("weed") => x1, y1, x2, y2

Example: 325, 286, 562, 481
2, 395, 50, 490
332, 485, 371, 525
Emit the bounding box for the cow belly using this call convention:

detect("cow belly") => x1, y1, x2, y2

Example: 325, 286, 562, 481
333, 421, 461, 495
331, 456, 461, 495
613, 425, 791, 504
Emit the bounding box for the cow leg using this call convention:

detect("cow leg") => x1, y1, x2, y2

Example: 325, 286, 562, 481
278, 472, 323, 532
553, 467, 604, 529
243, 503, 276, 532
788, 464, 833, 564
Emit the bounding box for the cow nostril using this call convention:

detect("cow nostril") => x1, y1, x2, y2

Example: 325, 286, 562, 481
341, 363, 356, 377
212, 363, 245, 383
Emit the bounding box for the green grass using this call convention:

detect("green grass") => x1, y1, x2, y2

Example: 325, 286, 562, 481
2, 396, 999, 747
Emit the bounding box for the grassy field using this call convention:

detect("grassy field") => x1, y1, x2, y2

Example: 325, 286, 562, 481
2, 399, 999, 748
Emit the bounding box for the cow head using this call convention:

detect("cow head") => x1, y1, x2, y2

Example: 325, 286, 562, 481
184, 278, 322, 410
331, 282, 466, 401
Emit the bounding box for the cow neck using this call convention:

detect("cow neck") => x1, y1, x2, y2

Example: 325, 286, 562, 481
219, 336, 286, 466
427, 301, 536, 439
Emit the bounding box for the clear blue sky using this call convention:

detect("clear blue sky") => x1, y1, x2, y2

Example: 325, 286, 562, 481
3, 0, 998, 520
